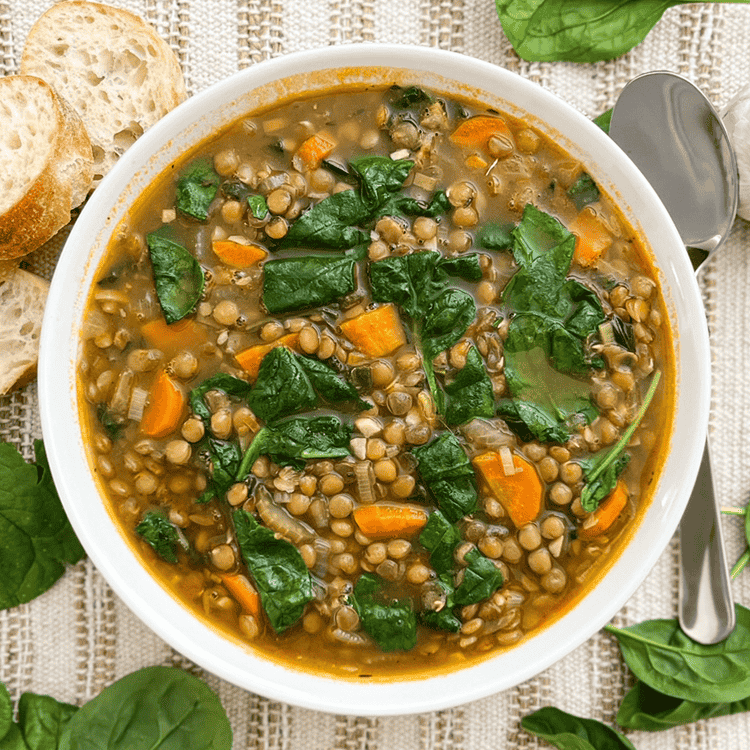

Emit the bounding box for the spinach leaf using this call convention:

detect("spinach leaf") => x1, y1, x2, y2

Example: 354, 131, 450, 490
477, 221, 515, 252
247, 347, 318, 423
17, 692, 78, 750
0, 682, 12, 742
419, 510, 461, 576
237, 417, 352, 475
58, 666, 232, 750
175, 158, 221, 220
593, 108, 613, 133
568, 173, 600, 211
197, 438, 243, 503
437, 254, 483, 282
233, 510, 313, 633
135, 511, 186, 564
96, 403, 123, 440
453, 548, 504, 606
444, 346, 495, 426
350, 573, 417, 652
370, 251, 447, 318
421, 288, 476, 364
247, 347, 368, 424
0, 440, 85, 610
617, 679, 750, 732
247, 195, 269, 220
520, 706, 636, 750
605, 603, 750, 703
413, 432, 478, 523
389, 85, 435, 109
579, 371, 660, 511
262, 252, 358, 314
146, 231, 205, 324
189, 373, 253, 425
419, 574, 461, 633
495, 0, 689, 64
0, 723, 28, 750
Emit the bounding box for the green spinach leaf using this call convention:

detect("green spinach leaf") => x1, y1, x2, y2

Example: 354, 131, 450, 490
96, 403, 123, 440
0, 441, 85, 610
175, 158, 221, 220
233, 510, 313, 633
453, 548, 504, 606
248, 195, 269, 220
521, 706, 636, 750
495, 0, 690, 64
593, 108, 613, 133
237, 417, 352, 475
189, 373, 253, 426
444, 345, 495, 426
605, 603, 750, 703
419, 510, 461, 576
0, 682, 13, 742
413, 432, 478, 523
146, 231, 205, 324
477, 221, 515, 252
58, 666, 232, 750
568, 173, 600, 211
350, 573, 417, 652
262, 252, 358, 314
419, 574, 462, 633
197, 438, 243, 503
389, 85, 436, 109
297, 355, 370, 411
617, 679, 750, 732
17, 692, 78, 750
135, 511, 186, 564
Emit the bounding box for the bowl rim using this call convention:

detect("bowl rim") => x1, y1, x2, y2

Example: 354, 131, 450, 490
38, 43, 710, 715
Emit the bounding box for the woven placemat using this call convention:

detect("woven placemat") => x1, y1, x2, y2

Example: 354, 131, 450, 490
3, 2, 750, 748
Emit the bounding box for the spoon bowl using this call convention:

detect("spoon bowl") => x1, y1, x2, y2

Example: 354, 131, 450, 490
610, 71, 740, 644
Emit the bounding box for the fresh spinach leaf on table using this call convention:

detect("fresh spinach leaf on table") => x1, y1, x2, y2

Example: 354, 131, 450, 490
349, 573, 418, 652
58, 666, 232, 750
444, 345, 495, 426
135, 511, 187, 564
175, 158, 221, 220
494, 0, 713, 64
262, 251, 359, 314
412, 432, 478, 523
617, 679, 750, 732
521, 706, 637, 750
605, 603, 750, 704
233, 509, 313, 633
236, 416, 353, 474
16, 692, 78, 750
146, 230, 205, 324
0, 440, 85, 610
453, 548, 504, 606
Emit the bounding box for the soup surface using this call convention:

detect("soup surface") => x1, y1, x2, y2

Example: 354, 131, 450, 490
79, 83, 673, 678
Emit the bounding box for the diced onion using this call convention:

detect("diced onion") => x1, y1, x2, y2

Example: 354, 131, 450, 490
500, 446, 516, 477
127, 386, 148, 422
390, 148, 410, 160
355, 461, 376, 505
599, 321, 615, 345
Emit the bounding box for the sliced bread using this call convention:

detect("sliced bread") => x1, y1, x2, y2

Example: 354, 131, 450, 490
0, 265, 50, 395
0, 75, 93, 260
20, 0, 188, 185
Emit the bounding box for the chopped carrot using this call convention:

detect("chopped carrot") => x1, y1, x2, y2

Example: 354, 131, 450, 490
292, 133, 336, 172
140, 369, 187, 439
211, 240, 267, 269
569, 209, 612, 267
141, 317, 208, 357
352, 504, 429, 540
472, 449, 543, 528
339, 304, 406, 358
234, 333, 301, 381
222, 574, 262, 618
449, 115, 513, 152
465, 153, 489, 170
579, 480, 629, 540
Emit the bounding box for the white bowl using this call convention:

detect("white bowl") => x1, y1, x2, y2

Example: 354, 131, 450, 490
39, 44, 709, 715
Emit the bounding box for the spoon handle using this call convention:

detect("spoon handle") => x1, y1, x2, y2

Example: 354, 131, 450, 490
678, 439, 735, 644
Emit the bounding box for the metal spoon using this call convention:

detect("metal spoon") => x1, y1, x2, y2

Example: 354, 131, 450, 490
609, 71, 739, 644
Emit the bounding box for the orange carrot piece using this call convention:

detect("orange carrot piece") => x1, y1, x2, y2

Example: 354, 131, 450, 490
234, 333, 301, 382
449, 115, 513, 151
472, 450, 543, 528
352, 504, 429, 540
339, 304, 407, 358
222, 574, 262, 618
292, 133, 336, 172
579, 480, 629, 540
569, 209, 612, 267
141, 317, 208, 357
140, 369, 187, 439
211, 239, 267, 269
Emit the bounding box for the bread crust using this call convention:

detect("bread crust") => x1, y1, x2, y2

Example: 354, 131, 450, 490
20, 0, 188, 184
0, 76, 93, 260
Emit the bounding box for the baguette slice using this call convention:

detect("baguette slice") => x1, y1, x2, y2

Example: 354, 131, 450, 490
0, 75, 93, 260
0, 265, 50, 395
21, 1, 187, 185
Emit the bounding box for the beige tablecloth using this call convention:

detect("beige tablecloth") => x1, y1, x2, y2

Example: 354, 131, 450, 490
4, 1, 750, 748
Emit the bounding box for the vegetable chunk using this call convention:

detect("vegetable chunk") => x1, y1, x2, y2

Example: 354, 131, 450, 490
340, 303, 407, 357
140, 369, 187, 438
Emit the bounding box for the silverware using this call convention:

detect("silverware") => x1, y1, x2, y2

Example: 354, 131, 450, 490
609, 71, 739, 644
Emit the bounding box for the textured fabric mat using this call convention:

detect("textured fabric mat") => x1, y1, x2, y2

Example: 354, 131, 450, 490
3, 1, 750, 748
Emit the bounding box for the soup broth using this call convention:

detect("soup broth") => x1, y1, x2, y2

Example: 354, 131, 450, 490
78, 83, 674, 678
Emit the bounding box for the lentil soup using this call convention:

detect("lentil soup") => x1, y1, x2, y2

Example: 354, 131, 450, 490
78, 83, 674, 678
